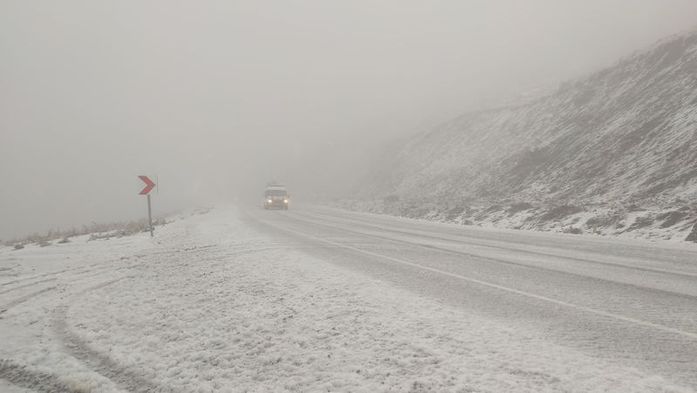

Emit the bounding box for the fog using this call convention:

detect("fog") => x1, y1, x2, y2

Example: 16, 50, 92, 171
2, 0, 697, 239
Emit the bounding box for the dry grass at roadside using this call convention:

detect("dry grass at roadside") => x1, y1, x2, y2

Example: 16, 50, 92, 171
2, 217, 168, 249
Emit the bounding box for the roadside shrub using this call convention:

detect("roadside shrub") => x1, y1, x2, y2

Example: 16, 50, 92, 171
539, 205, 584, 222
562, 226, 583, 235
508, 202, 533, 216
87, 218, 167, 242
627, 215, 655, 231
7, 217, 169, 246
585, 211, 625, 229
445, 206, 466, 221
656, 210, 688, 228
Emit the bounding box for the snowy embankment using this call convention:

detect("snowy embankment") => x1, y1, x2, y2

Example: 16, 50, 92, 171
351, 31, 697, 244
336, 198, 697, 244
1, 207, 692, 392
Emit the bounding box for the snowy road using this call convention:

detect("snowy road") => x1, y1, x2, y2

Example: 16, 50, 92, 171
1, 205, 696, 392
246, 205, 697, 389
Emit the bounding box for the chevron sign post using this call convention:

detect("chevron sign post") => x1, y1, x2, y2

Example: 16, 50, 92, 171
138, 175, 157, 237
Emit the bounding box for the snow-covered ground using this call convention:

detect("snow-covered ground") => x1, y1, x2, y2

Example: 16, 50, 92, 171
1, 206, 694, 392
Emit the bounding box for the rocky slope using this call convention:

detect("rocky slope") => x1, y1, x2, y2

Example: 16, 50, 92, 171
348, 31, 697, 242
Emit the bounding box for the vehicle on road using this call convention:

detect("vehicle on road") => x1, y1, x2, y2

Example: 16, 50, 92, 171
264, 184, 289, 210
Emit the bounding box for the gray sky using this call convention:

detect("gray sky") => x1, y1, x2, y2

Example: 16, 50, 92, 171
2, 0, 697, 239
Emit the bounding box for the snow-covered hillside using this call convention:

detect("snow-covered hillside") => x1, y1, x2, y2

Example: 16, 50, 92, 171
351, 30, 697, 242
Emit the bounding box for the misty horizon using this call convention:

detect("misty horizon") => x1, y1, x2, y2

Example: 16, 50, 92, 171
3, 1, 697, 240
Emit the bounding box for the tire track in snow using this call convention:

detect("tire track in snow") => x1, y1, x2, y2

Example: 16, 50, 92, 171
0, 278, 57, 295
0, 286, 57, 316
1, 262, 105, 287
1, 260, 140, 297
0, 359, 87, 393
0, 264, 137, 315
53, 277, 177, 393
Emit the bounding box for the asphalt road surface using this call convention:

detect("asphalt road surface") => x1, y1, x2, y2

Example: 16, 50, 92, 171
245, 205, 697, 389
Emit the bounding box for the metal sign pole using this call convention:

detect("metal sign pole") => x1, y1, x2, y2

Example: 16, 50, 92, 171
138, 175, 156, 237
147, 193, 153, 237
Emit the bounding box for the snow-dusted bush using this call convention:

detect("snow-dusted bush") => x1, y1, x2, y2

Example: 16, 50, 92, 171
539, 205, 584, 222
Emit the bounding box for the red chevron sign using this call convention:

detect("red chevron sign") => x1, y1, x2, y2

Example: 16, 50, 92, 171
138, 175, 156, 195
